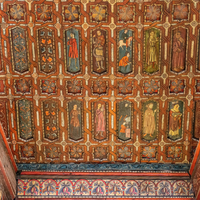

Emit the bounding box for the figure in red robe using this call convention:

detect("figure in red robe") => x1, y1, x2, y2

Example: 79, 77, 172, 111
95, 103, 105, 138
172, 31, 185, 72
67, 32, 78, 69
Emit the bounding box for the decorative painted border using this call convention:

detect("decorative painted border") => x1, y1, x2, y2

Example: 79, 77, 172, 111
16, 163, 191, 172
17, 179, 194, 198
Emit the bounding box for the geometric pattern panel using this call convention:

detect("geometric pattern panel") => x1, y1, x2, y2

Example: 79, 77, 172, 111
18, 179, 194, 198
0, 0, 199, 166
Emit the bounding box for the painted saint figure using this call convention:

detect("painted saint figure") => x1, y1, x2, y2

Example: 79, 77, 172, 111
169, 103, 182, 138
146, 30, 159, 66
93, 30, 105, 70
118, 102, 131, 141
143, 103, 156, 137
70, 104, 80, 139
67, 32, 78, 69
95, 103, 105, 137
118, 29, 133, 74
144, 29, 160, 74
172, 31, 185, 72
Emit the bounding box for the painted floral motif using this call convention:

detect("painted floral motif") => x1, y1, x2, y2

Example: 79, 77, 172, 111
173, 181, 188, 196
38, 28, 55, 74
67, 80, 82, 94
157, 181, 171, 196
196, 80, 200, 92
42, 180, 56, 195
8, 4, 25, 21
69, 146, 84, 160
18, 179, 194, 198
143, 80, 159, 95
36, 5, 52, 21
63, 5, 79, 22
18, 181, 24, 195
17, 99, 33, 140
15, 79, 31, 94
93, 80, 107, 95
26, 181, 40, 195
93, 147, 107, 160
20, 145, 35, 158
41, 80, 56, 94
118, 5, 134, 22
91, 181, 106, 195
43, 100, 58, 141
91, 5, 106, 22
0, 101, 8, 137
167, 146, 182, 159
125, 181, 139, 196
142, 146, 156, 159
45, 146, 60, 159
140, 181, 155, 196
108, 180, 123, 195
11, 27, 29, 73
145, 5, 161, 22
118, 80, 132, 95
117, 146, 132, 159
58, 181, 72, 195
0, 80, 4, 93
169, 79, 185, 94
173, 4, 189, 21
74, 181, 89, 195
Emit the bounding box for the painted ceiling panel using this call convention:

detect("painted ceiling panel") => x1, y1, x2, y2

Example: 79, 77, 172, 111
0, 0, 199, 169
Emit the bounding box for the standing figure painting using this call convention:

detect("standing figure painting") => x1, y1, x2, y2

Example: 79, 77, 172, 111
144, 28, 160, 74
93, 102, 107, 141
172, 28, 187, 73
118, 29, 133, 74
66, 29, 80, 73
142, 101, 158, 141
168, 101, 183, 140
68, 101, 82, 141
117, 101, 132, 141
92, 29, 107, 74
